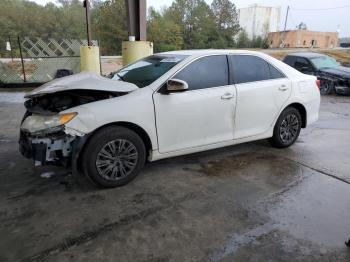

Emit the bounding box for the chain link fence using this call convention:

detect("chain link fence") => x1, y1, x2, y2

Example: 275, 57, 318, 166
0, 36, 98, 87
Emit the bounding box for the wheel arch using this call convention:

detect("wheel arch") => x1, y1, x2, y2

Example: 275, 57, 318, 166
284, 102, 307, 128
75, 122, 154, 174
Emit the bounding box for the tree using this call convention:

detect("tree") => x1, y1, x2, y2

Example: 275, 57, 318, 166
211, 0, 240, 47
166, 0, 217, 49
296, 22, 307, 30
147, 7, 183, 52
92, 0, 128, 55
236, 30, 250, 48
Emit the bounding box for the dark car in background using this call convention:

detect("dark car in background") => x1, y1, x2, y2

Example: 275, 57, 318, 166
283, 52, 350, 95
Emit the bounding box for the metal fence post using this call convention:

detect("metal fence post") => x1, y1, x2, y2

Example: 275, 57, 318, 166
17, 36, 27, 82
98, 39, 102, 75
8, 36, 14, 62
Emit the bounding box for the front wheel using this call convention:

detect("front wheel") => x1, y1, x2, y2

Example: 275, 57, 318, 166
82, 126, 146, 188
320, 80, 334, 95
269, 107, 302, 148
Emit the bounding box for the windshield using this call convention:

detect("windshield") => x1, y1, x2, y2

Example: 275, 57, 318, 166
310, 56, 340, 69
110, 54, 188, 88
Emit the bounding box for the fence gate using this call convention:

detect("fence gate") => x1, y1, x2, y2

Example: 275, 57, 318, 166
0, 36, 98, 87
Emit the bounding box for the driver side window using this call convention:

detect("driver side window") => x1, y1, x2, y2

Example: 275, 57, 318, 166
294, 58, 313, 71
174, 55, 229, 90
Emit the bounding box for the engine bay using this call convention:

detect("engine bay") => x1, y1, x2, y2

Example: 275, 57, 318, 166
24, 89, 127, 114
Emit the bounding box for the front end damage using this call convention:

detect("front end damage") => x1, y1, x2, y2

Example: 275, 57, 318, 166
19, 128, 76, 167
19, 72, 139, 171
19, 89, 128, 169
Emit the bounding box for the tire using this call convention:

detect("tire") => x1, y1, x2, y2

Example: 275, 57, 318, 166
320, 80, 334, 95
269, 107, 302, 148
81, 126, 146, 188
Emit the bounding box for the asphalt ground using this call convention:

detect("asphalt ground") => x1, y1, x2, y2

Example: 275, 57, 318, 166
0, 92, 349, 262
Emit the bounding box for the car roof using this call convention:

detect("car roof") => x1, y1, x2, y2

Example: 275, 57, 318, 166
286, 52, 327, 59
157, 49, 307, 79
159, 49, 260, 57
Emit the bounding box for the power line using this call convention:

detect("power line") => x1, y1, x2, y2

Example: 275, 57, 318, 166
290, 5, 350, 11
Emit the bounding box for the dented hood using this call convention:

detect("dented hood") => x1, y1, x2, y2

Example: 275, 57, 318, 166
25, 71, 139, 98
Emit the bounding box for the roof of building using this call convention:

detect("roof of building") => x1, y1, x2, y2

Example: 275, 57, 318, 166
268, 30, 338, 35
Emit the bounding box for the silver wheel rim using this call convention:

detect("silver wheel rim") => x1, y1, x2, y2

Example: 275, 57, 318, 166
279, 113, 299, 144
95, 139, 138, 181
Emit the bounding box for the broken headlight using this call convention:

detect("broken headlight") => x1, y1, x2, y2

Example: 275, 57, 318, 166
21, 112, 77, 134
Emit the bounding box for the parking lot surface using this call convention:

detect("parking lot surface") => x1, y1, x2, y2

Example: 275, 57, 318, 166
0, 92, 350, 262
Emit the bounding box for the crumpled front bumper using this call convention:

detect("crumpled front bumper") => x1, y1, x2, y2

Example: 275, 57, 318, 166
19, 129, 76, 167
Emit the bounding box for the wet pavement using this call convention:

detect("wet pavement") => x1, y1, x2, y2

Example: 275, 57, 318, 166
0, 92, 349, 261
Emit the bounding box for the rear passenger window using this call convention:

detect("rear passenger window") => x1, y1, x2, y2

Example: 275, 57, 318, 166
174, 55, 228, 90
229, 55, 270, 84
269, 64, 285, 79
229, 55, 285, 84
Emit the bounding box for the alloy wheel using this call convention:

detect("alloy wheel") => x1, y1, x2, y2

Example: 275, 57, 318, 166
279, 113, 300, 144
95, 139, 138, 181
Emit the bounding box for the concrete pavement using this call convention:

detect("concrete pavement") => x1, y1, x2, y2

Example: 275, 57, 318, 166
0, 93, 349, 261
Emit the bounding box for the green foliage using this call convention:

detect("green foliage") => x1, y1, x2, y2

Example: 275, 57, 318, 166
147, 7, 183, 52
166, 0, 221, 49
236, 30, 269, 49
0, 0, 268, 56
211, 0, 240, 47
92, 0, 128, 55
0, 0, 85, 39
236, 30, 250, 48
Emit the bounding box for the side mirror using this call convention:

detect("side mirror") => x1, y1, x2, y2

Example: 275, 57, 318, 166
166, 79, 188, 93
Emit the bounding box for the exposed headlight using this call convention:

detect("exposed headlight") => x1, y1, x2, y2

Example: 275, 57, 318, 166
21, 112, 77, 133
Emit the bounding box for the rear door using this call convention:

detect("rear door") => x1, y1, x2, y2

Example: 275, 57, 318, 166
229, 54, 292, 139
153, 55, 237, 153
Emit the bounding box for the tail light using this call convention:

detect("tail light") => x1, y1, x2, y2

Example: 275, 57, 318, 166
316, 80, 321, 89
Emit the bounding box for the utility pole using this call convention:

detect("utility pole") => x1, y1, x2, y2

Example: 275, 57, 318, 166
83, 0, 92, 46
281, 5, 290, 48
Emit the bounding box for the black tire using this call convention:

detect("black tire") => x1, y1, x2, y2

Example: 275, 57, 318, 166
320, 80, 334, 95
269, 107, 302, 148
81, 126, 146, 188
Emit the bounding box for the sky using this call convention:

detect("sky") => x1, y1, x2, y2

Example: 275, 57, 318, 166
33, 0, 350, 37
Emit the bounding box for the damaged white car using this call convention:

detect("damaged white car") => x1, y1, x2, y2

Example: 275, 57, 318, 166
19, 50, 320, 187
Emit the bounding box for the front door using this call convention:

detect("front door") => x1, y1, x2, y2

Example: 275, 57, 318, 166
153, 55, 236, 153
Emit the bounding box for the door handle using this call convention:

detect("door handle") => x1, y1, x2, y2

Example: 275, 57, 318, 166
221, 93, 234, 100
279, 85, 288, 91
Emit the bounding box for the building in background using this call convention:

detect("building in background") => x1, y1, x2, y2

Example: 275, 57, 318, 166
268, 30, 339, 48
238, 4, 281, 39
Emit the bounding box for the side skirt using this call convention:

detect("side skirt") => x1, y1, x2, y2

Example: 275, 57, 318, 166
148, 129, 273, 162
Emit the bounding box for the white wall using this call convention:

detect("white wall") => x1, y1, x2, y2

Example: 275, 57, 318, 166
238, 4, 281, 39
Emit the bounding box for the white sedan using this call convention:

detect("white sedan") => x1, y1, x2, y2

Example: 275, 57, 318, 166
20, 50, 320, 187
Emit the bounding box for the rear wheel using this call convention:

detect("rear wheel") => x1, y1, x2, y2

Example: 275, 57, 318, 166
269, 107, 302, 148
82, 126, 146, 188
